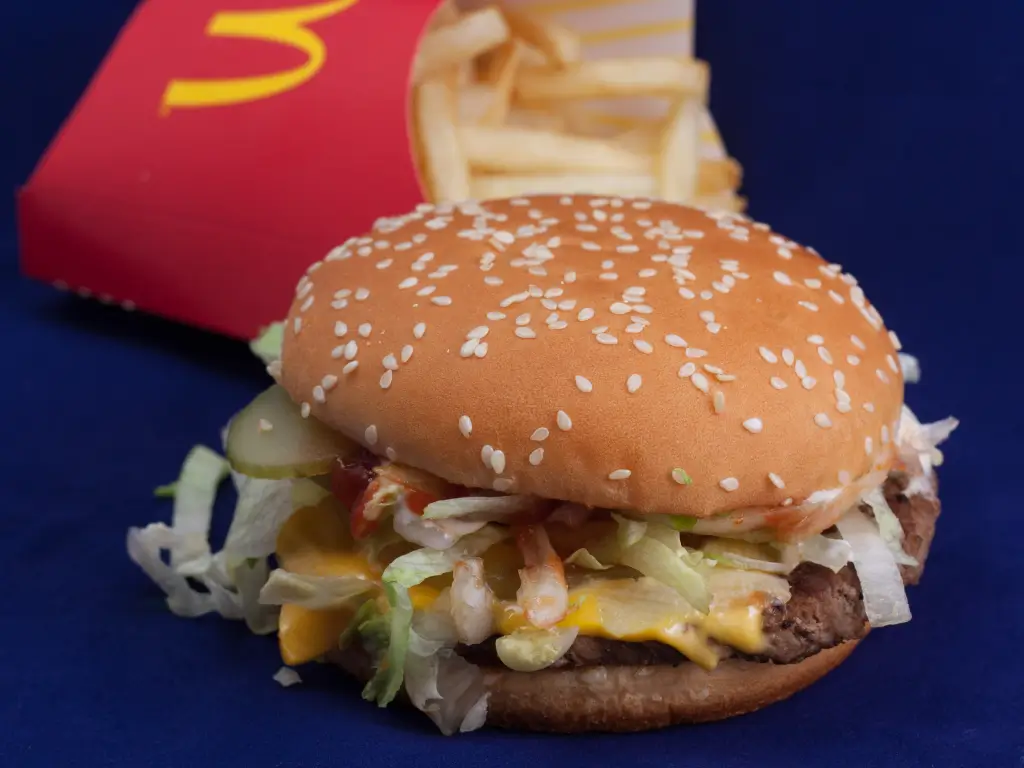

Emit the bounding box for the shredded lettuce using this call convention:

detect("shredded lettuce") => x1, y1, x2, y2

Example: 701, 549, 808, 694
612, 513, 647, 548
899, 353, 921, 383
272, 666, 302, 687
495, 627, 579, 672
250, 321, 285, 364
618, 537, 710, 612
835, 509, 911, 627
565, 549, 612, 570
861, 488, 918, 567
259, 570, 375, 610
702, 539, 790, 574
153, 482, 177, 498
790, 535, 854, 573
362, 527, 507, 708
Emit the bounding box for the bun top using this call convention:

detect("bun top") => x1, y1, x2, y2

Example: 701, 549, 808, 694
280, 195, 903, 518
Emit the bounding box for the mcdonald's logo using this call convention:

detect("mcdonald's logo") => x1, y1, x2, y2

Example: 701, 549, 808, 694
161, 0, 359, 113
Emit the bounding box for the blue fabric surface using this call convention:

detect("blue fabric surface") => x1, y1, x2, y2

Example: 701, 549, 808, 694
3, 1, 1023, 766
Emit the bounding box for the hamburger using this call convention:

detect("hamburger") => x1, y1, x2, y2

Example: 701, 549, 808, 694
128, 195, 958, 734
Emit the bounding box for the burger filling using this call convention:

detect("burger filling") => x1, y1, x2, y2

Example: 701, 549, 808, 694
127, 377, 955, 735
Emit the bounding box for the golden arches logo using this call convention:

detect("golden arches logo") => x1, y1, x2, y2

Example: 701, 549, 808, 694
161, 0, 359, 113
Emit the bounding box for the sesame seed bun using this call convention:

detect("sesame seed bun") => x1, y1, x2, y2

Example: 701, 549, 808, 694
329, 638, 860, 732
281, 195, 903, 518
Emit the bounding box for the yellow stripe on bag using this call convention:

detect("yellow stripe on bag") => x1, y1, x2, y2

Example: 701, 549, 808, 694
580, 18, 692, 46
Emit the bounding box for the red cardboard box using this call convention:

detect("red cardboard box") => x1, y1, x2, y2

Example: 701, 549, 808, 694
19, 0, 439, 340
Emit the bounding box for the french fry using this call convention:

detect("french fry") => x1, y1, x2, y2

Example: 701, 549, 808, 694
504, 107, 568, 132
698, 158, 742, 196
460, 125, 653, 174
428, 0, 461, 30
515, 57, 708, 102
501, 9, 581, 69
414, 74, 472, 203
471, 173, 656, 200
658, 96, 702, 202
412, 7, 510, 84
479, 41, 522, 125
458, 83, 497, 124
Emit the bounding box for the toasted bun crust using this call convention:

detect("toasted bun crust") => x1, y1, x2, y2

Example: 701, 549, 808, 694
330, 640, 859, 732
281, 196, 903, 517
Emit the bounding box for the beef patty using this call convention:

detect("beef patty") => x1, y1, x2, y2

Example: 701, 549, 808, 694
459, 472, 941, 669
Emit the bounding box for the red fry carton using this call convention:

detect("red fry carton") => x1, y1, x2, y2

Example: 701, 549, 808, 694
19, 0, 715, 340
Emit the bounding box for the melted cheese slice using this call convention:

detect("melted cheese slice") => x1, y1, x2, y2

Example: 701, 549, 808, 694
273, 504, 775, 669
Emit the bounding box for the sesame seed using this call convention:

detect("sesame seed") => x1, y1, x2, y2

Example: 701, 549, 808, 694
312, 386, 326, 403
804, 278, 822, 289
719, 477, 739, 492
758, 347, 778, 364
401, 345, 414, 363
299, 402, 311, 418
344, 340, 359, 360
633, 339, 653, 354
713, 391, 726, 413
795, 360, 808, 378
529, 447, 544, 466
610, 302, 631, 315
575, 375, 593, 393
460, 339, 479, 358
484, 276, 503, 286
770, 376, 788, 390
802, 377, 817, 390
342, 361, 359, 374
481, 445, 493, 466
300, 295, 314, 312
707, 323, 722, 334
493, 478, 514, 492
691, 373, 709, 392
490, 450, 506, 474
679, 287, 695, 299
836, 401, 852, 413
474, 342, 488, 358
322, 374, 338, 391
599, 272, 618, 281
679, 362, 696, 378
596, 333, 618, 345
773, 271, 793, 286
798, 301, 819, 312
413, 322, 426, 339
807, 334, 824, 345
530, 428, 549, 442
847, 354, 861, 366
331, 345, 344, 359
829, 290, 845, 304
887, 354, 899, 373
293, 317, 303, 335
851, 334, 866, 350
639, 268, 657, 278
834, 371, 846, 388
383, 353, 398, 370
742, 417, 764, 434
379, 369, 394, 389
865, 437, 873, 455
814, 413, 832, 429
626, 374, 642, 393
608, 469, 632, 480
486, 312, 505, 321
354, 287, 370, 301
578, 308, 595, 321
515, 327, 537, 339
777, 247, 792, 259
768, 472, 785, 489
882, 425, 890, 444
431, 296, 452, 306
365, 425, 378, 446
399, 277, 417, 289
686, 348, 707, 358
864, 402, 876, 413
665, 334, 687, 348
818, 346, 834, 364
565, 270, 577, 283
358, 323, 371, 338
671, 468, 692, 485
876, 368, 890, 384
888, 330, 903, 350
556, 410, 572, 431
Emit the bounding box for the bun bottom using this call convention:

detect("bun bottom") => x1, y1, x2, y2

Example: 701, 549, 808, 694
330, 639, 860, 733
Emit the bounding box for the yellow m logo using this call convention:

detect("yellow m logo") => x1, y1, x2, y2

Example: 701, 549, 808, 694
161, 0, 359, 113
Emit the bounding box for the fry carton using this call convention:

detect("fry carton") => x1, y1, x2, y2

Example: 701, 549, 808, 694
18, 0, 742, 340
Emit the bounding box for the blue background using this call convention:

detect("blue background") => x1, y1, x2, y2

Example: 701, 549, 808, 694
2, 1, 1023, 766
